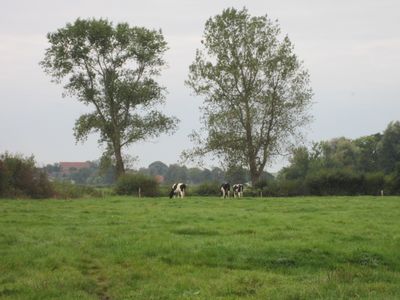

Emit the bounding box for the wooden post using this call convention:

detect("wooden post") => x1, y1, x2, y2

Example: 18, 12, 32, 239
138, 187, 141, 198
260, 191, 263, 198
381, 189, 384, 197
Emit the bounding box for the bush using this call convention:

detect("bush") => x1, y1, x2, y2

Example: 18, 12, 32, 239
192, 182, 220, 196
363, 172, 385, 195
159, 184, 173, 197
254, 179, 268, 190
115, 173, 159, 197
52, 181, 103, 199
0, 152, 53, 198
264, 179, 306, 197
305, 169, 363, 196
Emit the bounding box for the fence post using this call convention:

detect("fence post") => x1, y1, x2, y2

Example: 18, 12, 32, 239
138, 187, 141, 198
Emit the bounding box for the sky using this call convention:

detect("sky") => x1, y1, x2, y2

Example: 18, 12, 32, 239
0, 0, 399, 171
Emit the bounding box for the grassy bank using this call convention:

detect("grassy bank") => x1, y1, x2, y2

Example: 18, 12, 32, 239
1, 196, 400, 299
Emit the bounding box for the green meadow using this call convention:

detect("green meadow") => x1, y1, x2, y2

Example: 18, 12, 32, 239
1, 196, 400, 299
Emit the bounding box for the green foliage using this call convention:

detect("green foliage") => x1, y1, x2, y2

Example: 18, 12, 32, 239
378, 121, 400, 173
148, 161, 168, 177
282, 146, 310, 180
192, 182, 220, 196
225, 165, 249, 184
383, 164, 400, 195
277, 121, 400, 195
139, 163, 228, 185
115, 173, 159, 197
1, 196, 400, 299
254, 178, 268, 190
45, 160, 116, 185
52, 181, 103, 199
164, 164, 188, 184
0, 153, 53, 199
353, 133, 382, 172
363, 172, 385, 195
41, 18, 178, 177
305, 169, 364, 196
185, 7, 313, 184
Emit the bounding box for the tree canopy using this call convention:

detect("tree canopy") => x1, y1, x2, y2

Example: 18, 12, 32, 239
274, 121, 400, 196
41, 18, 178, 177
185, 7, 313, 185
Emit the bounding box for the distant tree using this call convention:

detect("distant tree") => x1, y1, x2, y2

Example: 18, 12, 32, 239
185, 8, 313, 185
281, 146, 310, 180
165, 164, 188, 184
148, 161, 169, 177
319, 138, 359, 169
377, 121, 400, 173
69, 163, 96, 184
210, 167, 225, 183
44, 163, 60, 174
225, 164, 249, 184
354, 133, 382, 172
187, 167, 205, 184
201, 168, 212, 182
41, 18, 178, 178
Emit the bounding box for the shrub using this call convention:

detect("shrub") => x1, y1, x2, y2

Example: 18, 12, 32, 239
264, 179, 306, 197
363, 172, 385, 195
305, 169, 363, 196
192, 182, 220, 196
254, 178, 268, 190
52, 181, 103, 199
0, 152, 53, 198
115, 173, 159, 197
159, 184, 173, 197
241, 186, 261, 197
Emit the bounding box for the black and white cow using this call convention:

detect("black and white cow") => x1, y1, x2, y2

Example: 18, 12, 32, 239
220, 183, 231, 198
169, 183, 186, 198
233, 184, 244, 198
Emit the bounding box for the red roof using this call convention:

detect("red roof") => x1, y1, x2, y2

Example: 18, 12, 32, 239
59, 162, 91, 175
60, 162, 91, 169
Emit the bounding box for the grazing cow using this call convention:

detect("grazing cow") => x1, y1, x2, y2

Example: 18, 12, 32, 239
233, 184, 244, 198
220, 183, 231, 198
169, 183, 186, 198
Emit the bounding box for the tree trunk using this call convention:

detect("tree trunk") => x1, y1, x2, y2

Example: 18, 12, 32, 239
114, 145, 125, 178
250, 168, 260, 187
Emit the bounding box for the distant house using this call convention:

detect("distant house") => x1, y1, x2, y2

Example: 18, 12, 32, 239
154, 175, 165, 184
59, 162, 91, 176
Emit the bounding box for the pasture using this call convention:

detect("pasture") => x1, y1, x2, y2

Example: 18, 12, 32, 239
1, 196, 400, 299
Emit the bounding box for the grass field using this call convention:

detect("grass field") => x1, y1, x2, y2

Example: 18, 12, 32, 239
1, 196, 400, 299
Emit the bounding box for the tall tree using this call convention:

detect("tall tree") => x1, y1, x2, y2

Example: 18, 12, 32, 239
41, 18, 178, 177
378, 121, 400, 173
185, 8, 313, 184
353, 133, 382, 172
281, 146, 310, 180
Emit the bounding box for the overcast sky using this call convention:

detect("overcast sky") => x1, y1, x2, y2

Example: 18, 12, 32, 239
1, 0, 399, 171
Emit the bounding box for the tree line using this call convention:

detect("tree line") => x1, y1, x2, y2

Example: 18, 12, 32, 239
2, 120, 400, 198
267, 121, 400, 196
44, 160, 273, 186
